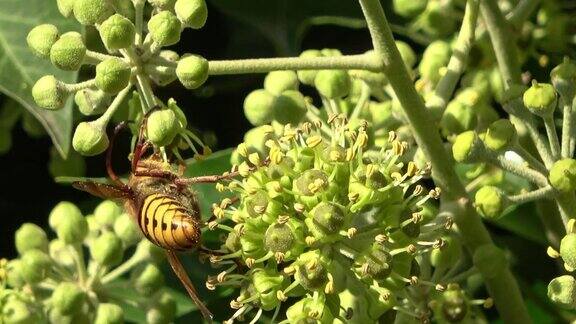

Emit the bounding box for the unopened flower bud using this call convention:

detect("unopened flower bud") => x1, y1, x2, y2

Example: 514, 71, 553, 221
134, 240, 164, 263
134, 264, 165, 295
15, 223, 48, 254
21, 249, 52, 284
49, 201, 82, 230
273, 90, 307, 125
27, 24, 59, 59
441, 100, 477, 137
57, 0, 76, 18
396, 41, 417, 69
548, 275, 576, 308
72, 121, 109, 156
551, 58, 576, 100
99, 14, 136, 50
74, 89, 110, 116
50, 32, 86, 71
452, 131, 485, 163
474, 186, 507, 219
549, 159, 576, 193
51, 282, 86, 315
148, 0, 176, 10
297, 49, 323, 85
49, 239, 75, 268
472, 244, 507, 279
95, 58, 131, 94
175, 0, 208, 29
1, 296, 41, 324
146, 108, 181, 147
95, 303, 124, 324
264, 70, 299, 96
6, 260, 26, 288
484, 119, 516, 152
243, 89, 276, 126
314, 70, 351, 99
419, 40, 451, 83
392, 0, 427, 18
523, 81, 557, 117
176, 54, 208, 89
94, 200, 122, 228
560, 233, 576, 270
73, 0, 113, 25
114, 213, 142, 246
32, 75, 67, 110
91, 231, 123, 267
148, 11, 182, 47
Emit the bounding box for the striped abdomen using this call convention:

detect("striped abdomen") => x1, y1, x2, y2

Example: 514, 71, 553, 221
139, 194, 201, 251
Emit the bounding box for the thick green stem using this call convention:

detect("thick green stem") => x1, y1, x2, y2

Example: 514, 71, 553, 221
490, 155, 549, 187
508, 186, 554, 204
208, 54, 381, 75
357, 0, 531, 322
543, 116, 561, 160
561, 99, 574, 158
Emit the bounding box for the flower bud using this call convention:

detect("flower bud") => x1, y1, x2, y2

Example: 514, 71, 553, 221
134, 264, 165, 295
51, 282, 86, 315
146, 108, 181, 147
72, 121, 109, 156
549, 159, 576, 193
148, 11, 182, 46
452, 131, 485, 163
114, 213, 142, 246
27, 24, 59, 59
21, 249, 52, 283
484, 119, 516, 152
147, 293, 177, 324
243, 89, 276, 126
551, 58, 576, 100
32, 75, 67, 110
95, 303, 124, 324
273, 90, 307, 125
440, 100, 477, 137
73, 0, 113, 25
176, 54, 208, 89
74, 89, 110, 116
94, 200, 121, 228
6, 260, 26, 288
472, 244, 507, 279
419, 1, 457, 37
396, 41, 417, 69
148, 0, 176, 10
548, 275, 576, 308
251, 268, 285, 310
99, 14, 136, 50
49, 239, 75, 268
49, 201, 83, 230
297, 49, 322, 85
50, 32, 86, 71
55, 206, 88, 245
15, 223, 48, 254
523, 81, 557, 117
419, 40, 451, 84
392, 0, 427, 18
264, 70, 299, 96
314, 70, 351, 99
430, 236, 461, 268
57, 0, 75, 18
95, 58, 132, 94
474, 186, 507, 219
1, 295, 41, 324
175, 0, 208, 29
134, 240, 164, 263
560, 233, 576, 270
91, 232, 124, 267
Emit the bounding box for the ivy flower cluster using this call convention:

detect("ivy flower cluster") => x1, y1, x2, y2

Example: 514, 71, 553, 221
27, 0, 209, 156
0, 200, 181, 324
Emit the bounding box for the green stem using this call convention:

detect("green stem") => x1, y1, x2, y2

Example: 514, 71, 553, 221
490, 154, 549, 187
134, 0, 145, 46
70, 244, 88, 286
357, 1, 531, 323
514, 144, 548, 174
561, 99, 574, 158
63, 79, 96, 92
135, 73, 156, 112
507, 0, 541, 27
207, 54, 382, 75
508, 186, 555, 204
96, 85, 132, 126
556, 193, 576, 226
101, 253, 146, 285
85, 50, 121, 64
543, 116, 561, 160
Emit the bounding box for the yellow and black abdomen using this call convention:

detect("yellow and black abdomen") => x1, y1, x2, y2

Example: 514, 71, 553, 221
138, 194, 201, 251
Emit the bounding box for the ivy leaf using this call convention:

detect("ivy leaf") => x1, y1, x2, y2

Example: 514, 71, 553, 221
0, 0, 81, 157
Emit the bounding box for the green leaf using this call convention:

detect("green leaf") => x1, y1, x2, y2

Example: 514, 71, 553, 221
208, 0, 362, 55
0, 0, 81, 157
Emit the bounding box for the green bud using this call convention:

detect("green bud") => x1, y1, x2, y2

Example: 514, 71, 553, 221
50, 32, 86, 71
420, 1, 457, 37
297, 49, 322, 85
252, 268, 285, 310
114, 213, 142, 246
55, 204, 88, 244
484, 119, 517, 152
273, 90, 307, 125
474, 185, 507, 219
548, 275, 576, 308
314, 70, 351, 99
392, 0, 427, 18
75, 89, 110, 116
134, 264, 165, 295
21, 249, 52, 284
73, 0, 113, 25
175, 0, 208, 29
419, 40, 451, 84
49, 201, 83, 230
6, 260, 26, 288
15, 223, 48, 254
452, 131, 485, 163
52, 282, 86, 315
472, 244, 507, 279
243, 89, 276, 126
560, 234, 576, 270
49, 239, 75, 268
100, 14, 136, 50
549, 159, 576, 193
523, 81, 557, 117
95, 303, 124, 324
57, 0, 76, 18
1, 295, 41, 324
551, 58, 576, 100
264, 70, 299, 96
91, 231, 124, 267
95, 58, 132, 94
94, 200, 122, 227
134, 240, 164, 263
27, 24, 59, 59
72, 121, 109, 156
147, 0, 176, 10
148, 11, 182, 46
32, 75, 67, 110
430, 236, 461, 268
396, 41, 417, 69
175, 54, 209, 89
441, 100, 477, 137
146, 108, 180, 147
147, 293, 177, 324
